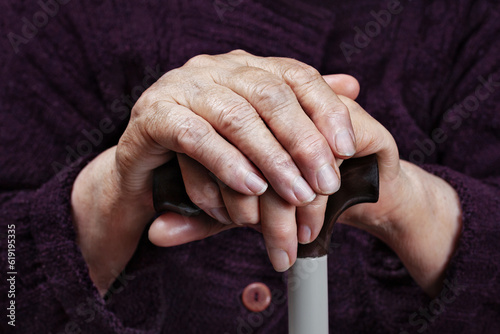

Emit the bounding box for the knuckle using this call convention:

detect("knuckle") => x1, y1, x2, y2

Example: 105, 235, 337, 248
116, 110, 166, 174
331, 102, 349, 116
129, 104, 142, 121
143, 100, 169, 134
322, 102, 352, 127
283, 62, 321, 85
132, 71, 190, 120
252, 79, 295, 113
184, 54, 213, 67
157, 68, 189, 93
186, 183, 219, 208
228, 49, 248, 56
131, 87, 159, 120
291, 131, 328, 162
174, 117, 213, 155
186, 190, 206, 208
273, 153, 296, 171
261, 150, 296, 176
115, 134, 136, 173
217, 100, 261, 135
202, 181, 222, 201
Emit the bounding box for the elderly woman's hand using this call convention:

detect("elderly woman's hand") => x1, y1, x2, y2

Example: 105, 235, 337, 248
150, 93, 463, 297
333, 96, 462, 296
72, 50, 461, 297
71, 50, 359, 295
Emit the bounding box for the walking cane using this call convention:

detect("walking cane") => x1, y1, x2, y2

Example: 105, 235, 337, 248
153, 155, 379, 333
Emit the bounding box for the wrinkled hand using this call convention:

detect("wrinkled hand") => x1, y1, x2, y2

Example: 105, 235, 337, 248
150, 94, 462, 297
72, 50, 461, 297
72, 50, 359, 295
147, 80, 402, 275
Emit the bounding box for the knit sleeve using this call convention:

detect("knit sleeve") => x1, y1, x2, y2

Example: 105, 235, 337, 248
0, 2, 163, 333
1, 157, 116, 334
415, 165, 500, 332
404, 3, 500, 332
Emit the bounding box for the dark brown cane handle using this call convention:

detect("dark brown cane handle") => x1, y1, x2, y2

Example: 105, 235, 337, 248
297, 154, 379, 258
153, 155, 379, 257
152, 156, 203, 216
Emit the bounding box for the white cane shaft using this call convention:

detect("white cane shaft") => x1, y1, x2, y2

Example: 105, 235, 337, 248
288, 255, 329, 334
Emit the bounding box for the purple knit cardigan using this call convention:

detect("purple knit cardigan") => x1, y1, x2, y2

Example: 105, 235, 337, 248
1, 0, 499, 333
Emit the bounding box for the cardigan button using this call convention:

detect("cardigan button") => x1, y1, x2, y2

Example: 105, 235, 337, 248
242, 282, 272, 312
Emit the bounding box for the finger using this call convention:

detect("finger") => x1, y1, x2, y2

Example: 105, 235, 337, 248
179, 80, 319, 205
296, 194, 328, 244
232, 52, 357, 158
211, 68, 341, 199
322, 74, 360, 100
177, 154, 232, 224
263, 59, 357, 158
260, 187, 297, 272
217, 179, 260, 225
337, 95, 400, 180
136, 100, 268, 196
148, 212, 236, 247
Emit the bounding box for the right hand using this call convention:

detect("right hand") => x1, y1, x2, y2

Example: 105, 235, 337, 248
72, 50, 359, 294
120, 50, 357, 204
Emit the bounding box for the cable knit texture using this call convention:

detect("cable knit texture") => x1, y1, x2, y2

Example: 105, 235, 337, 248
1, 0, 499, 333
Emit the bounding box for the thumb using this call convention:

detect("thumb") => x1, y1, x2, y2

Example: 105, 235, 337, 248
322, 74, 360, 100
148, 212, 236, 247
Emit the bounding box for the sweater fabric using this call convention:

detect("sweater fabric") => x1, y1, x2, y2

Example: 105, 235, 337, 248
1, 0, 500, 333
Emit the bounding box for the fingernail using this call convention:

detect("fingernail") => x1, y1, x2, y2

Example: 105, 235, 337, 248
209, 207, 232, 224
270, 249, 290, 272
298, 225, 312, 244
335, 129, 356, 157
245, 172, 268, 195
316, 164, 340, 194
293, 176, 316, 203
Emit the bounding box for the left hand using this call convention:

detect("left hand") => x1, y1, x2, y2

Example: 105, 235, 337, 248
150, 85, 463, 297
336, 96, 462, 296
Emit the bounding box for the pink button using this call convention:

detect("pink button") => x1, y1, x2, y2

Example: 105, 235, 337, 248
242, 282, 272, 312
